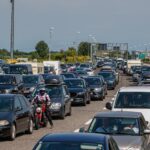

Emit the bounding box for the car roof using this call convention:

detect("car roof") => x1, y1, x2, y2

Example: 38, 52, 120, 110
95, 111, 142, 118
119, 86, 150, 92
41, 133, 109, 143
0, 94, 16, 98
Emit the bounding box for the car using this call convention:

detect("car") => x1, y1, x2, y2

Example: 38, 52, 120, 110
138, 79, 150, 86
106, 86, 150, 123
32, 79, 72, 119
84, 68, 94, 76
84, 77, 106, 100
0, 74, 24, 94
33, 133, 119, 150
60, 73, 76, 79
75, 70, 88, 78
0, 94, 33, 140
64, 78, 90, 106
44, 66, 56, 74
96, 61, 104, 68
60, 64, 67, 73
98, 71, 116, 90
79, 63, 91, 70
22, 74, 45, 97
80, 111, 150, 150
44, 75, 64, 84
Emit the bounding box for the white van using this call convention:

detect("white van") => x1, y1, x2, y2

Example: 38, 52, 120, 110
43, 61, 61, 75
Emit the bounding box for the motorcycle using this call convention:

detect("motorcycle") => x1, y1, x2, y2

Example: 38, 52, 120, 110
34, 102, 48, 130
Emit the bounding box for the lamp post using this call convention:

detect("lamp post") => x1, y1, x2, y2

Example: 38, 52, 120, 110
49, 27, 54, 61
10, 0, 15, 59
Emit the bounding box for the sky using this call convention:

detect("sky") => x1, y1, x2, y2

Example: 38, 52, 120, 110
1, 0, 150, 52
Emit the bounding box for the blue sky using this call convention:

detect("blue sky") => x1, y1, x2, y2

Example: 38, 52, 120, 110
1, 0, 150, 52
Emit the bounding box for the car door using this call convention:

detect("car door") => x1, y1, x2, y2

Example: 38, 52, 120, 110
14, 96, 25, 132
139, 116, 150, 149
18, 95, 30, 130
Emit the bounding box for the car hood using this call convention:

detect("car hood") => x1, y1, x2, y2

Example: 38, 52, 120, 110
113, 108, 150, 123
0, 111, 13, 121
113, 135, 142, 150
68, 88, 84, 93
51, 97, 62, 103
0, 84, 15, 90
88, 85, 101, 89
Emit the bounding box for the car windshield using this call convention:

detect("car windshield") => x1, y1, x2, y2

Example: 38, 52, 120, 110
62, 74, 75, 78
114, 92, 150, 108
142, 67, 150, 72
80, 64, 89, 68
35, 142, 103, 150
0, 97, 13, 112
10, 65, 28, 74
88, 117, 139, 136
45, 85, 62, 98
65, 80, 85, 88
98, 72, 114, 79
85, 78, 102, 86
23, 76, 39, 84
0, 76, 16, 85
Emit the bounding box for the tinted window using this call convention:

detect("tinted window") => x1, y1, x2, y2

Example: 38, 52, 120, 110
85, 78, 102, 86
10, 65, 28, 74
114, 92, 150, 108
65, 80, 85, 88
18, 95, 27, 109
98, 72, 114, 79
23, 75, 39, 84
14, 97, 22, 110
0, 97, 13, 112
0, 76, 16, 84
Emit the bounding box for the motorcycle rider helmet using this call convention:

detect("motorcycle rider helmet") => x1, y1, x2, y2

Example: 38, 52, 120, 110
39, 88, 46, 95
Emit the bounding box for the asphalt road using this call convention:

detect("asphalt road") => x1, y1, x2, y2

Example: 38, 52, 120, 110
0, 71, 131, 150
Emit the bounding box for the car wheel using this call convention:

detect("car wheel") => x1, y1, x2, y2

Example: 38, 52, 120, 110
26, 119, 33, 134
60, 107, 65, 119
68, 106, 72, 116
10, 124, 16, 141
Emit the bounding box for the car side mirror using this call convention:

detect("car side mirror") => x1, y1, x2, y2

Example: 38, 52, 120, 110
144, 129, 150, 134
106, 102, 112, 110
79, 127, 86, 133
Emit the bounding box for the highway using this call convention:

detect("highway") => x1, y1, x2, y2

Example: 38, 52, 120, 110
0, 71, 131, 150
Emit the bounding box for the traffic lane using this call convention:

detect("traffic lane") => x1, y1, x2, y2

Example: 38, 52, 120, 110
0, 73, 130, 150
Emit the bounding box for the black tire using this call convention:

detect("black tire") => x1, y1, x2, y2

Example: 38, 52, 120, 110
35, 117, 40, 130
10, 124, 16, 141
26, 119, 33, 134
68, 106, 72, 116
60, 107, 65, 119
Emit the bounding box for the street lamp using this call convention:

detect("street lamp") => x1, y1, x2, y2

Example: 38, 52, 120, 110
49, 27, 55, 61
10, 0, 15, 59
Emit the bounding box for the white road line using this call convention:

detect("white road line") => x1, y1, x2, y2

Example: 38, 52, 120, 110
85, 119, 92, 125
74, 129, 79, 132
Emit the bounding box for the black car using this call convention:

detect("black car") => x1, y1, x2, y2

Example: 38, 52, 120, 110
96, 61, 104, 68
22, 74, 45, 97
84, 77, 105, 100
98, 71, 116, 90
60, 73, 76, 79
0, 94, 33, 140
64, 78, 90, 106
0, 74, 23, 94
32, 79, 72, 119
33, 133, 119, 150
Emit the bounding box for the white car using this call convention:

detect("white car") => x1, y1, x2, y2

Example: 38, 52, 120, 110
85, 68, 94, 76
106, 86, 150, 123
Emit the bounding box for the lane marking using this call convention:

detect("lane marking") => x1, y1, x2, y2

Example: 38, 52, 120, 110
74, 129, 79, 132
85, 119, 92, 125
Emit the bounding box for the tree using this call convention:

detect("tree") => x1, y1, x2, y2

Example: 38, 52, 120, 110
65, 47, 76, 56
35, 41, 49, 59
29, 51, 39, 60
78, 42, 90, 56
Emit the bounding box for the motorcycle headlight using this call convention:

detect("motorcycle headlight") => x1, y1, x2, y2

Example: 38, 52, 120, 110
51, 103, 61, 109
0, 120, 9, 126
94, 88, 102, 92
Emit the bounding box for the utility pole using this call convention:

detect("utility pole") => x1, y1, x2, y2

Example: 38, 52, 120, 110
10, 0, 15, 59
49, 27, 54, 61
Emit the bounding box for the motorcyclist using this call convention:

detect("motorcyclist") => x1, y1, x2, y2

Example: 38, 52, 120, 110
32, 88, 53, 128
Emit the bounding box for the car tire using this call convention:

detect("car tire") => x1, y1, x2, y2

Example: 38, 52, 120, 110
60, 107, 65, 119
68, 106, 72, 116
26, 119, 33, 134
10, 124, 16, 141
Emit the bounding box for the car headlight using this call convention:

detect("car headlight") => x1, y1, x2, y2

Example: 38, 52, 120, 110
0, 120, 9, 126
4, 89, 11, 93
78, 92, 85, 95
50, 103, 61, 109
94, 88, 102, 92
30, 87, 35, 92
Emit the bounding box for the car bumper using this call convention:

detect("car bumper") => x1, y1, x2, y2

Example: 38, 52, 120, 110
0, 125, 11, 137
107, 83, 115, 89
90, 92, 103, 100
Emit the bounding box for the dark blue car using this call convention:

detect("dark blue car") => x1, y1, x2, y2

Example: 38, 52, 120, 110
33, 133, 119, 150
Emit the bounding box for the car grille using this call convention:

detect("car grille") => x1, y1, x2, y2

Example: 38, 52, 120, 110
70, 92, 77, 97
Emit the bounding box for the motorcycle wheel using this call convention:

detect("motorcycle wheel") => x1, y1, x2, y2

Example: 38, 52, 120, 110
35, 117, 40, 130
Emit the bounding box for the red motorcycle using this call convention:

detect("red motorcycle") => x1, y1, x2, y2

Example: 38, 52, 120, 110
34, 102, 48, 130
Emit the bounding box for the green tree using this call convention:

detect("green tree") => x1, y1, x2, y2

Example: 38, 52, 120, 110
78, 42, 90, 56
35, 41, 49, 59
29, 51, 39, 60
65, 47, 76, 56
